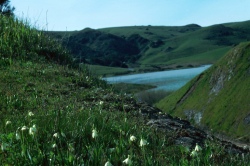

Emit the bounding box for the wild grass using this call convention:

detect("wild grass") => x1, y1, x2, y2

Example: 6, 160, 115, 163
0, 14, 250, 165
135, 89, 174, 106
86, 64, 132, 77
156, 41, 250, 142
112, 83, 156, 95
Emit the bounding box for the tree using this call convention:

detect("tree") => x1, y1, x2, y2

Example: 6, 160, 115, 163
0, 0, 15, 16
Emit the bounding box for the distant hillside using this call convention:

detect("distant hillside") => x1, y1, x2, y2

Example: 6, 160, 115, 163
45, 20, 250, 72
45, 28, 149, 68
156, 41, 250, 141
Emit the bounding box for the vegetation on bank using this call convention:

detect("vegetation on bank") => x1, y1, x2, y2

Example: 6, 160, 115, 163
156, 41, 250, 142
135, 89, 174, 106
0, 14, 250, 165
112, 83, 156, 95
86, 64, 132, 77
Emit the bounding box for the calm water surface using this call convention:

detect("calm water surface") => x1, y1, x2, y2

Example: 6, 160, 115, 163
103, 65, 212, 91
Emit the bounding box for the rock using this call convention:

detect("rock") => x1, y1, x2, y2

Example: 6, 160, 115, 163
243, 114, 250, 124
174, 137, 201, 148
107, 93, 250, 154
184, 110, 196, 120
209, 67, 226, 95
136, 103, 250, 154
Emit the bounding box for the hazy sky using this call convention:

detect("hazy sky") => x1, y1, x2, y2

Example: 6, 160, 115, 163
10, 0, 250, 31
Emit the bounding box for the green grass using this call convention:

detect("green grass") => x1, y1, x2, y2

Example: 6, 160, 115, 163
135, 89, 174, 106
86, 64, 133, 77
156, 41, 250, 142
143, 46, 231, 66
112, 83, 156, 94
0, 15, 250, 165
99, 22, 250, 73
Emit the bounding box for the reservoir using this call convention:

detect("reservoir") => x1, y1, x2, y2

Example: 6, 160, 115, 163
103, 65, 212, 92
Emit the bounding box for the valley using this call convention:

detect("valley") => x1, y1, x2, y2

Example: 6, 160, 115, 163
1, 12, 250, 164
45, 20, 250, 77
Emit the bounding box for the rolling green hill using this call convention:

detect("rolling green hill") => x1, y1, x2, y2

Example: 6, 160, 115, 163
1, 13, 250, 165
99, 21, 250, 68
45, 20, 250, 75
156, 41, 250, 142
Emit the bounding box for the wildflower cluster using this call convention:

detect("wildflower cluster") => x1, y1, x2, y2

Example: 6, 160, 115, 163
91, 126, 150, 165
190, 143, 202, 157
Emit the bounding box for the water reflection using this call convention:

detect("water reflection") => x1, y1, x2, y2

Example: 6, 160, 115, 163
103, 65, 212, 91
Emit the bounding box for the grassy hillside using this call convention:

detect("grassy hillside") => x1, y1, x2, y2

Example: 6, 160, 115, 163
45, 21, 250, 76
1, 14, 250, 165
99, 21, 250, 68
156, 41, 250, 142
84, 64, 132, 77
0, 15, 171, 165
44, 28, 143, 68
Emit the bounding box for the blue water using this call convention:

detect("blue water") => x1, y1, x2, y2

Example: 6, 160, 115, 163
103, 65, 212, 92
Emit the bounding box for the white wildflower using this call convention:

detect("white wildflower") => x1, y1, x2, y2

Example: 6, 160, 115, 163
92, 129, 98, 138
1, 142, 8, 151
104, 160, 113, 166
28, 112, 34, 116
52, 144, 57, 148
53, 133, 58, 138
123, 155, 132, 165
29, 126, 37, 135
195, 143, 202, 152
21, 126, 28, 131
190, 150, 198, 157
6, 121, 11, 125
140, 139, 149, 147
130, 135, 136, 142
16, 133, 21, 140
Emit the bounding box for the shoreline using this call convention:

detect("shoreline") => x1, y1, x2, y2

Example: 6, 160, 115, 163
102, 63, 213, 78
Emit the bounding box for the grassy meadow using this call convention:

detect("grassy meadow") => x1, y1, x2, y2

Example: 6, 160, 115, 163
1, 15, 250, 165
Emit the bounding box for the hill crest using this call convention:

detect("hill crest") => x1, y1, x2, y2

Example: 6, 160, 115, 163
45, 20, 250, 73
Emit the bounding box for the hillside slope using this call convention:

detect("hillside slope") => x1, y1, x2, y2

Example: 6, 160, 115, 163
156, 41, 250, 141
46, 20, 250, 74
99, 21, 250, 68
45, 28, 149, 68
2, 14, 250, 165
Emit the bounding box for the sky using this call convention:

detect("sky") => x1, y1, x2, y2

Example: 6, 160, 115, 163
10, 0, 250, 31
